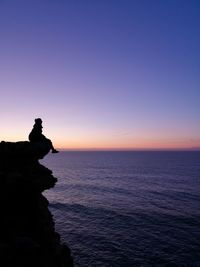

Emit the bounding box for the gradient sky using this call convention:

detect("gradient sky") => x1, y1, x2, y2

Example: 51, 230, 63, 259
0, 0, 199, 150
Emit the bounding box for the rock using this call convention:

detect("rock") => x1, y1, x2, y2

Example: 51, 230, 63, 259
0, 141, 74, 267
0, 141, 51, 160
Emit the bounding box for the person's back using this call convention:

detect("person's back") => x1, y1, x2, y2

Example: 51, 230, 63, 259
29, 123, 44, 142
29, 118, 45, 142
29, 118, 58, 153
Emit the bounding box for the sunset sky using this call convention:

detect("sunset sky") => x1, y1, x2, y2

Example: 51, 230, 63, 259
0, 0, 199, 150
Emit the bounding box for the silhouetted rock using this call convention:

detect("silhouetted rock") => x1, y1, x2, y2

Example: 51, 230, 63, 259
0, 141, 73, 267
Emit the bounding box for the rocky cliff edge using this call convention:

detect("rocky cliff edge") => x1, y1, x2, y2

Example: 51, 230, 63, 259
0, 141, 74, 267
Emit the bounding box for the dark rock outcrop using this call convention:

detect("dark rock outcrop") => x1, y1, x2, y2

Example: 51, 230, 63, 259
0, 141, 74, 267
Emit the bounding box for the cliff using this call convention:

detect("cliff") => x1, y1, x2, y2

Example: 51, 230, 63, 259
0, 141, 74, 267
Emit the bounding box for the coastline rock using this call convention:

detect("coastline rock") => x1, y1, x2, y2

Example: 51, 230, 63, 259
0, 141, 74, 267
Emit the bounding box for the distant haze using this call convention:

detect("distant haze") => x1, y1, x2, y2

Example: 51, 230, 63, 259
0, 1, 199, 150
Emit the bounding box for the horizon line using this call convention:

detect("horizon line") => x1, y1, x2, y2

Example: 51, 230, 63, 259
57, 148, 200, 152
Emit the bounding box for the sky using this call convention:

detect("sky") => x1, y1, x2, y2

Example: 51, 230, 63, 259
0, 0, 199, 150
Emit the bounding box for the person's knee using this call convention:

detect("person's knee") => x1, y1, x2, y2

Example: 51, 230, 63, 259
43, 138, 52, 147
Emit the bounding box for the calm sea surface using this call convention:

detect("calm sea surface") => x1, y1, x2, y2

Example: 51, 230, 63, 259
41, 151, 200, 267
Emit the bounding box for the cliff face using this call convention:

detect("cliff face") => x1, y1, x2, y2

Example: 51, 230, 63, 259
0, 141, 74, 267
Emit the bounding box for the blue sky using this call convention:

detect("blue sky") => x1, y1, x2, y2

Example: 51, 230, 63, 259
0, 0, 199, 149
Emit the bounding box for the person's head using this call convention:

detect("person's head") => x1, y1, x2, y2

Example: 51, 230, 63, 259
35, 118, 42, 124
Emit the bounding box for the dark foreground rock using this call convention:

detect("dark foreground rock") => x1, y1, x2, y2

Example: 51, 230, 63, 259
0, 141, 74, 267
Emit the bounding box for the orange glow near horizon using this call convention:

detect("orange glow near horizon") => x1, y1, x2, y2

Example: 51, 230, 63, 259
54, 137, 200, 151
1, 126, 199, 151
1, 135, 199, 151
51, 130, 200, 150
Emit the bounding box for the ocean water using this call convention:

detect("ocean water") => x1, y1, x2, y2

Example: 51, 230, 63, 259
41, 151, 200, 267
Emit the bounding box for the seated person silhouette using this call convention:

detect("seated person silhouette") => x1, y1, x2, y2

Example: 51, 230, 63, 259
29, 118, 59, 153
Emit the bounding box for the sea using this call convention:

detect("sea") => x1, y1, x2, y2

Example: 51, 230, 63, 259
41, 151, 200, 267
